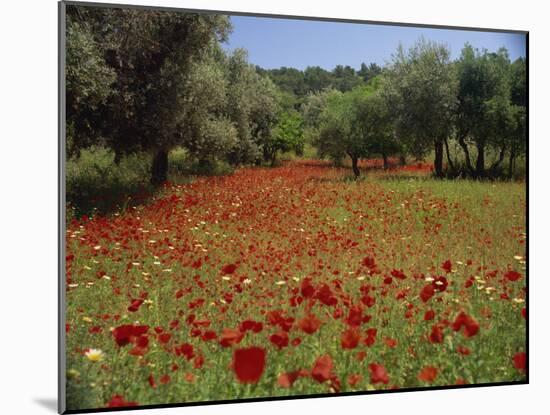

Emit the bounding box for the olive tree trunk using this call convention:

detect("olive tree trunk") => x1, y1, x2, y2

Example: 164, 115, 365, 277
351, 155, 360, 178
458, 135, 475, 176
382, 153, 389, 170
508, 147, 516, 179
475, 141, 486, 178
151, 148, 169, 185
434, 140, 444, 178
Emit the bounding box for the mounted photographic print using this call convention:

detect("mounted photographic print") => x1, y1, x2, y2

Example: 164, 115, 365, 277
59, 1, 528, 413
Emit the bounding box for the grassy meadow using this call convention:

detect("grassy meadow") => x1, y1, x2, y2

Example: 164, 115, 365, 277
63, 6, 526, 410
65, 157, 526, 410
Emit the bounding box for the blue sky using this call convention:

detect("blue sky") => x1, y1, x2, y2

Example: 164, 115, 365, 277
224, 16, 526, 70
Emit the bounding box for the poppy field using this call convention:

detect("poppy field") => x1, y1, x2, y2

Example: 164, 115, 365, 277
64, 160, 527, 411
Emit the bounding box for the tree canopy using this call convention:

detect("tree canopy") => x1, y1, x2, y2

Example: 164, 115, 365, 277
66, 6, 527, 182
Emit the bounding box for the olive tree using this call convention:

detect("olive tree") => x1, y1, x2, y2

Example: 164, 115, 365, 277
66, 6, 232, 184
455, 45, 516, 178
384, 39, 457, 177
315, 80, 400, 178
178, 48, 238, 168
224, 49, 280, 165
508, 57, 527, 177
263, 110, 305, 165
353, 79, 402, 169
316, 90, 362, 174
65, 10, 115, 157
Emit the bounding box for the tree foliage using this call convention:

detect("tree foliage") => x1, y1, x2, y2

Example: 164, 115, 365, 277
316, 79, 400, 177
384, 38, 458, 177
455, 45, 519, 177
265, 110, 305, 165
66, 6, 287, 184
66, 11, 115, 156
66, 5, 526, 184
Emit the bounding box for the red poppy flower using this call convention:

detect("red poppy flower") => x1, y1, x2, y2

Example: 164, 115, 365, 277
391, 269, 407, 280
364, 328, 377, 347
432, 276, 448, 292
157, 333, 171, 344
384, 337, 398, 348
298, 313, 321, 334
348, 373, 362, 386
232, 347, 266, 384
420, 284, 435, 302
424, 310, 435, 321
112, 324, 149, 347
128, 345, 148, 356
442, 259, 452, 273
267, 310, 294, 332
429, 324, 444, 344
219, 328, 244, 347
300, 278, 316, 298
452, 312, 480, 338
418, 366, 438, 382
315, 284, 337, 306
270, 331, 289, 350
362, 256, 376, 269
136, 335, 149, 348
345, 304, 363, 327
513, 352, 526, 372
89, 326, 102, 334
278, 371, 300, 388
192, 319, 211, 328
193, 354, 205, 369
505, 270, 522, 282
106, 395, 138, 408
329, 375, 341, 393
361, 295, 376, 308
174, 342, 194, 360
290, 337, 302, 346
368, 363, 389, 384
311, 354, 334, 383
201, 330, 217, 341
456, 345, 471, 355
239, 320, 263, 333
221, 263, 238, 275
341, 328, 360, 349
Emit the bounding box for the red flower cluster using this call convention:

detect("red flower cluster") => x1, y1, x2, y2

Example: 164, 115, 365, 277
452, 312, 480, 338
112, 324, 149, 355
106, 395, 138, 408
513, 352, 526, 372
368, 363, 389, 384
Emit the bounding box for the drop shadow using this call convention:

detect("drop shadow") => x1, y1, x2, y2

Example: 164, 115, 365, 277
34, 398, 57, 413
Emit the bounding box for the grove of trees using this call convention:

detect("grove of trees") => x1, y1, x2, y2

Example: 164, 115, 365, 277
66, 6, 527, 183
67, 6, 301, 184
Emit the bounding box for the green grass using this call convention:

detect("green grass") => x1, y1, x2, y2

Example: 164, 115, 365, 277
65, 160, 526, 410
66, 147, 234, 218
